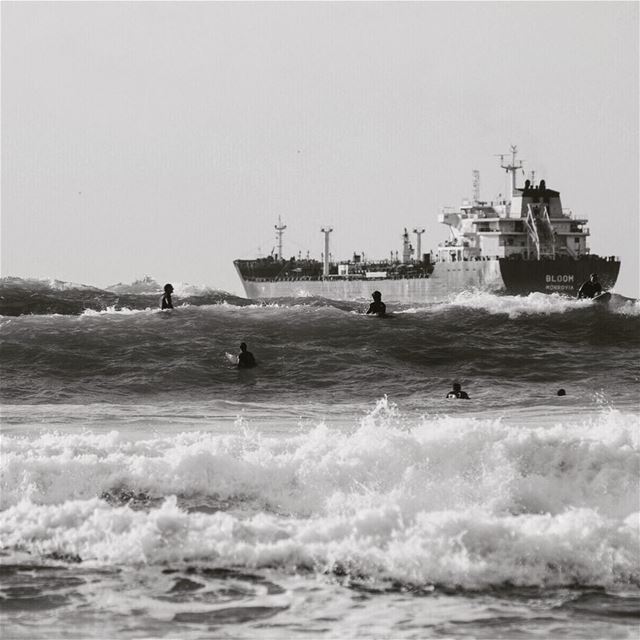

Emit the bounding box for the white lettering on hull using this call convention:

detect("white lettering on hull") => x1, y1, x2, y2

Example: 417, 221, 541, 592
545, 284, 575, 291
546, 275, 575, 283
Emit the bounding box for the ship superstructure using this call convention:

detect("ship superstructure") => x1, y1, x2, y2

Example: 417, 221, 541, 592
234, 147, 620, 301
438, 148, 590, 264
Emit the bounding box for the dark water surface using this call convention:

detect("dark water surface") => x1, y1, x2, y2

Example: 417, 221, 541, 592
1, 278, 639, 638
1, 284, 638, 408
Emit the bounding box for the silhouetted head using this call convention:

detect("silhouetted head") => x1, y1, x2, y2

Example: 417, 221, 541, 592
590, 273, 598, 282
452, 382, 461, 392
557, 388, 566, 396
372, 291, 382, 301
164, 283, 174, 294
240, 342, 247, 352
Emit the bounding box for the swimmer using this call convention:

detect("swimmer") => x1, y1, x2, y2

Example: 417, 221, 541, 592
446, 382, 469, 399
237, 342, 256, 368
557, 388, 566, 396
160, 283, 174, 309
366, 291, 386, 316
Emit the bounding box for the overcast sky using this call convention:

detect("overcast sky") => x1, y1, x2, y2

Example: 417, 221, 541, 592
2, 1, 638, 297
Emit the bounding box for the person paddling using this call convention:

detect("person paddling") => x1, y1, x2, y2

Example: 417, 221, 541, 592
366, 291, 386, 316
160, 283, 174, 309
446, 382, 469, 399
577, 273, 603, 299
237, 342, 256, 368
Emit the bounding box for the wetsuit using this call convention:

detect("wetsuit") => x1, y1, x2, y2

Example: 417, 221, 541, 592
577, 280, 602, 299
161, 294, 173, 309
238, 351, 256, 368
366, 301, 386, 315
446, 390, 469, 399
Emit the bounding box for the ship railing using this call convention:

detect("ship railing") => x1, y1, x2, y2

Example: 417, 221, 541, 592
499, 253, 620, 262
433, 255, 501, 263
245, 274, 431, 282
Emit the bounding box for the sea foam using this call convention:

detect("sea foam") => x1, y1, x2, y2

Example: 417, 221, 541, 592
1, 495, 637, 589
2, 403, 637, 517
2, 401, 638, 588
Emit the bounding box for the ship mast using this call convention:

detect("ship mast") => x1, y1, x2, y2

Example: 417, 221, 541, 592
498, 145, 523, 199
472, 170, 480, 203
401, 228, 413, 264
274, 216, 287, 260
321, 227, 333, 277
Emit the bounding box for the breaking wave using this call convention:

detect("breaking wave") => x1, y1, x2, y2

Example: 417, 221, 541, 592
2, 401, 638, 589
0, 276, 246, 316
2, 289, 638, 405
2, 276, 637, 318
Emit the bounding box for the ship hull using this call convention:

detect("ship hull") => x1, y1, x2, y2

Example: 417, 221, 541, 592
236, 256, 620, 302
236, 260, 503, 303
499, 256, 620, 296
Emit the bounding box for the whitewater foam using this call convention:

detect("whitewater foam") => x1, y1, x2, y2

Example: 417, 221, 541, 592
2, 403, 637, 518
436, 291, 594, 318
1, 493, 637, 589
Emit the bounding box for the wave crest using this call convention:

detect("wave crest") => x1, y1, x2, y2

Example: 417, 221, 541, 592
2, 406, 637, 518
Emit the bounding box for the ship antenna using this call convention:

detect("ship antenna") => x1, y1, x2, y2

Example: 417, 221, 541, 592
498, 145, 523, 199
472, 170, 480, 203
320, 226, 333, 277
274, 216, 287, 260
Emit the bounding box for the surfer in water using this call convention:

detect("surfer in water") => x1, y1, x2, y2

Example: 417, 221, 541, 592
366, 291, 386, 316
238, 342, 256, 368
446, 382, 469, 399
160, 283, 174, 309
577, 273, 603, 299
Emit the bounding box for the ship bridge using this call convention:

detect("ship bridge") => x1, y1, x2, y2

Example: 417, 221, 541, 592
437, 149, 593, 262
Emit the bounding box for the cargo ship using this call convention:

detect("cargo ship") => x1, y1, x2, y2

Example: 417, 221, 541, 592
234, 147, 620, 302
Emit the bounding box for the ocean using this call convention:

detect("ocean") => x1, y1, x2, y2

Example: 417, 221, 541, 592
1, 277, 639, 639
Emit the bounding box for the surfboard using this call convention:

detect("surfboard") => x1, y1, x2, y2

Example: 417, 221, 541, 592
593, 292, 611, 305
225, 352, 239, 365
